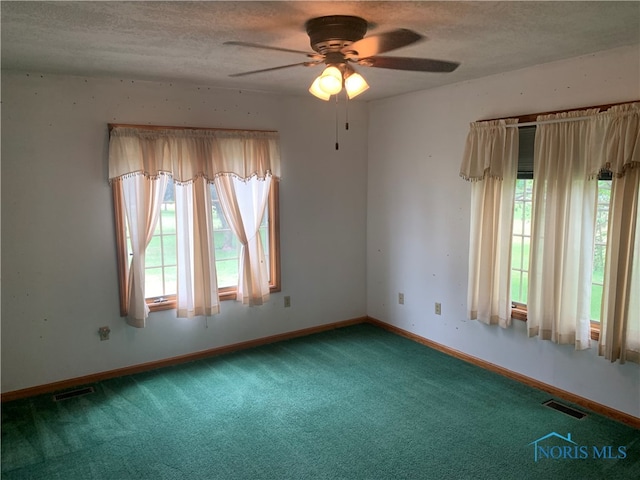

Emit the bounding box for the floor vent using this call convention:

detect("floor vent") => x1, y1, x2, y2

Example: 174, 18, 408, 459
543, 399, 587, 419
53, 386, 95, 402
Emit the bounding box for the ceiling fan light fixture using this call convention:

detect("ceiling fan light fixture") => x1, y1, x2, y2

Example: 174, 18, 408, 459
317, 65, 343, 95
309, 77, 331, 100
344, 71, 369, 99
227, 15, 460, 102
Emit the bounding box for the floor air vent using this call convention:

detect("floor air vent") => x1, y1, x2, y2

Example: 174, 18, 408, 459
53, 386, 95, 402
543, 400, 587, 419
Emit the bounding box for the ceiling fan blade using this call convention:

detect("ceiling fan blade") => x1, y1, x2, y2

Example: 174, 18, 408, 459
343, 29, 423, 58
229, 62, 319, 78
360, 56, 460, 73
224, 41, 317, 57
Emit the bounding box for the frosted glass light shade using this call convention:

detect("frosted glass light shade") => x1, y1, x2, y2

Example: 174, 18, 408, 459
345, 72, 369, 99
309, 77, 331, 100
318, 66, 343, 95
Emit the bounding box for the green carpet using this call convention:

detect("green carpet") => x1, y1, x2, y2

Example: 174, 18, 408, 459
2, 324, 639, 479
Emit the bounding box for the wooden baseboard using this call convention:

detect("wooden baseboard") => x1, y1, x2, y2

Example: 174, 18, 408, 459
1, 316, 367, 403
367, 317, 640, 429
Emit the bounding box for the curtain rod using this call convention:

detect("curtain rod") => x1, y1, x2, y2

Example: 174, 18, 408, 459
506, 115, 595, 128
482, 100, 638, 127
108, 123, 277, 133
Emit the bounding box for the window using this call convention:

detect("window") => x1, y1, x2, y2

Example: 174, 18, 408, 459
119, 178, 280, 311
462, 102, 638, 361
510, 126, 611, 334
109, 125, 282, 322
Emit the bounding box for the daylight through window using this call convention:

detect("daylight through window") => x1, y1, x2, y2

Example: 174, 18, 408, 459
510, 127, 611, 324
130, 179, 277, 305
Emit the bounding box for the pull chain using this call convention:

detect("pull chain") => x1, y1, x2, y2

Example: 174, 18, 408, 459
345, 92, 350, 131
335, 94, 339, 150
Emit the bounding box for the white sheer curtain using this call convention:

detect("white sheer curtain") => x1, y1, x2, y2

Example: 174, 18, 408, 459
109, 127, 280, 326
121, 174, 168, 327
214, 175, 272, 305
527, 109, 600, 349
593, 103, 640, 363
460, 119, 519, 327
175, 177, 219, 318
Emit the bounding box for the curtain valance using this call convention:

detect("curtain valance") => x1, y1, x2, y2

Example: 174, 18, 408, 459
591, 102, 640, 178
459, 119, 519, 181
108, 127, 281, 183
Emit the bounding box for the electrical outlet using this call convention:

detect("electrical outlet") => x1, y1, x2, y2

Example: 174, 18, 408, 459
284, 296, 291, 308
98, 326, 111, 341
399, 293, 405, 305
435, 302, 442, 315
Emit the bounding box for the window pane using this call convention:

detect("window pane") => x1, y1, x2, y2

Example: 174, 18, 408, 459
146, 267, 164, 298
161, 204, 176, 234
216, 258, 239, 288
515, 178, 524, 196
511, 270, 523, 305
511, 236, 522, 270
212, 204, 224, 230
163, 234, 177, 266
214, 230, 239, 259
523, 201, 532, 236
259, 226, 269, 253
146, 236, 163, 268
511, 179, 533, 306
164, 266, 177, 296
522, 236, 530, 272
591, 180, 611, 322
591, 283, 603, 323
592, 244, 606, 285
521, 271, 529, 305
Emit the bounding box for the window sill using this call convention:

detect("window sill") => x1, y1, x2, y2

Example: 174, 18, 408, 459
511, 306, 600, 341
511, 306, 528, 322
146, 284, 281, 313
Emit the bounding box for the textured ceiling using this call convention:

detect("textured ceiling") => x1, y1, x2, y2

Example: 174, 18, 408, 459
2, 1, 639, 101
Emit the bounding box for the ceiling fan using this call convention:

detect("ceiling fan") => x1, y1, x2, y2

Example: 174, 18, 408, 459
224, 15, 460, 100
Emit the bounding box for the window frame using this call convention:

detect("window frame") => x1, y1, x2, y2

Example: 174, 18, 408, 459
112, 178, 281, 314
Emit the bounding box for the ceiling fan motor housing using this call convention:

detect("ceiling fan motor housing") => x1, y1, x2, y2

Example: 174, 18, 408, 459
305, 15, 368, 54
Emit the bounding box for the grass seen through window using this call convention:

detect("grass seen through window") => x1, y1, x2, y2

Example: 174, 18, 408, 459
510, 179, 610, 321
129, 178, 271, 300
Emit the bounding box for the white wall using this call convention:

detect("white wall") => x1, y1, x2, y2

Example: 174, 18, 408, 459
1, 72, 368, 393
3, 45, 639, 419
367, 45, 640, 418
